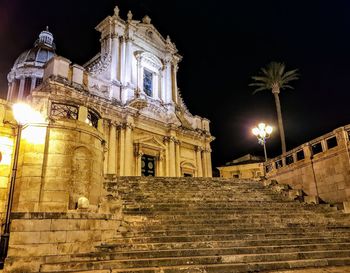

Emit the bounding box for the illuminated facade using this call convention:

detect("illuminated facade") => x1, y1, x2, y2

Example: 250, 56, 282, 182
1, 6, 214, 212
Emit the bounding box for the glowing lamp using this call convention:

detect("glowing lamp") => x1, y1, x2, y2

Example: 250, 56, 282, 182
252, 122, 273, 162
12, 103, 44, 125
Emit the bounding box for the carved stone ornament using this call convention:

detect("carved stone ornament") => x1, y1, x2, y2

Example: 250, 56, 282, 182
87, 52, 112, 75
142, 15, 152, 24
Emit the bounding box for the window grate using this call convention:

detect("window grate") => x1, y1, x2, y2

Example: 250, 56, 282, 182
51, 103, 78, 120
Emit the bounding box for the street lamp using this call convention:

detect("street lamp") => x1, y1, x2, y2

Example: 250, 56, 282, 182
0, 103, 43, 266
252, 123, 273, 162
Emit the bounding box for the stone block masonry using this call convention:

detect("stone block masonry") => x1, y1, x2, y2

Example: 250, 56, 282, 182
4, 212, 122, 273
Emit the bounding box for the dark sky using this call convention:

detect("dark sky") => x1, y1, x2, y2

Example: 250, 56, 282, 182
1, 0, 350, 169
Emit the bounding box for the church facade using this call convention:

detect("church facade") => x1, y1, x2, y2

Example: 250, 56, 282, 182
1, 6, 214, 212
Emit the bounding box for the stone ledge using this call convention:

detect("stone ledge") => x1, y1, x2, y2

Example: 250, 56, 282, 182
11, 211, 120, 220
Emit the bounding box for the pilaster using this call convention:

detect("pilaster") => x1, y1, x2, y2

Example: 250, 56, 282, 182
124, 116, 134, 176
175, 140, 181, 177
118, 125, 125, 176
195, 146, 203, 177
107, 122, 117, 175
111, 33, 119, 82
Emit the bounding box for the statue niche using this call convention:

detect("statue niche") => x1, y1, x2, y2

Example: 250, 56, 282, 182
69, 146, 92, 209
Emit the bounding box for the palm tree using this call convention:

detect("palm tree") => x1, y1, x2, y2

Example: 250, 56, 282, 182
250, 62, 299, 154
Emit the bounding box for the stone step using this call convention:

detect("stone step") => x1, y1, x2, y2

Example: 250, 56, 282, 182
73, 243, 350, 261
123, 214, 343, 223
124, 226, 350, 236
122, 201, 331, 208
110, 230, 350, 244
38, 257, 350, 273
98, 236, 350, 252
39, 250, 350, 272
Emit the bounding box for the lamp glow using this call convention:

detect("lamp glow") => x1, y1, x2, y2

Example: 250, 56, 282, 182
12, 103, 44, 125
266, 126, 273, 134
252, 122, 273, 162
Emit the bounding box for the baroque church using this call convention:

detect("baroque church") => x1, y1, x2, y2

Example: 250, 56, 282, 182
1, 6, 214, 211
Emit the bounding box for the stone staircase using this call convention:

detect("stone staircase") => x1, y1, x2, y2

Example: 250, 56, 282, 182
39, 177, 350, 272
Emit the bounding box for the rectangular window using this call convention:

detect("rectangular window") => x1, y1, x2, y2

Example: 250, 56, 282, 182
23, 77, 32, 98
143, 69, 153, 97
86, 110, 99, 128
35, 77, 43, 87
312, 142, 323, 155
275, 159, 283, 169
286, 155, 294, 165
296, 150, 305, 161
326, 136, 338, 149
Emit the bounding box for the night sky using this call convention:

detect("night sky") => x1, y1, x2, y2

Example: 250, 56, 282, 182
1, 1, 350, 171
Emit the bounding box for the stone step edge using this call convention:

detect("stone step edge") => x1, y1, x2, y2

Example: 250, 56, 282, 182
99, 236, 350, 248
77, 242, 350, 256
42, 249, 350, 267
38, 256, 350, 273
110, 231, 350, 240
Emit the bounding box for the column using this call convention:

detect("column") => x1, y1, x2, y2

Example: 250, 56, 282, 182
163, 137, 170, 176
7, 83, 13, 101
158, 152, 164, 176
165, 61, 172, 103
119, 36, 126, 84
18, 78, 25, 100
31, 77, 36, 91
124, 117, 134, 176
202, 150, 208, 177
169, 138, 176, 177
136, 56, 141, 93
134, 144, 142, 176
175, 140, 181, 177
125, 38, 132, 85
205, 148, 213, 177
172, 63, 178, 104
196, 146, 203, 177
111, 34, 119, 82
118, 125, 125, 176
161, 68, 166, 101
103, 120, 110, 175
107, 122, 116, 174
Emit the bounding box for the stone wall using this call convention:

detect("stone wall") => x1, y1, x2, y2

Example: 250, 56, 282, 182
4, 212, 122, 272
0, 100, 15, 214
265, 126, 350, 203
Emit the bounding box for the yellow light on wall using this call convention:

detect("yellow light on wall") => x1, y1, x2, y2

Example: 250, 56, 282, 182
21, 126, 46, 145
12, 103, 46, 144
0, 136, 14, 166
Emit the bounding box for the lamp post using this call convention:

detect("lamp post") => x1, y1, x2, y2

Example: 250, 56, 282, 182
0, 103, 43, 265
252, 123, 273, 162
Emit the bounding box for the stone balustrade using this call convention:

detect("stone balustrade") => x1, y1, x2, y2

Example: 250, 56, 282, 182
265, 125, 350, 204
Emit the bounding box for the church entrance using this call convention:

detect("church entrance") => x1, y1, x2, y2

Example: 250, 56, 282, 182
141, 155, 156, 176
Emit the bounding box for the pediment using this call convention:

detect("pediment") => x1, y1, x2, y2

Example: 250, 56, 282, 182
134, 136, 166, 150
135, 23, 167, 50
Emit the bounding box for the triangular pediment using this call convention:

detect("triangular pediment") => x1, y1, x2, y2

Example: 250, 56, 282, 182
135, 23, 168, 50
134, 136, 166, 149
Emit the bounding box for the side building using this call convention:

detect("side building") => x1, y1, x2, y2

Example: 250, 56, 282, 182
217, 154, 264, 180
0, 6, 214, 212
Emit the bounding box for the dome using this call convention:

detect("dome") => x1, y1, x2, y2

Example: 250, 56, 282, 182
12, 27, 56, 69
7, 27, 57, 102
